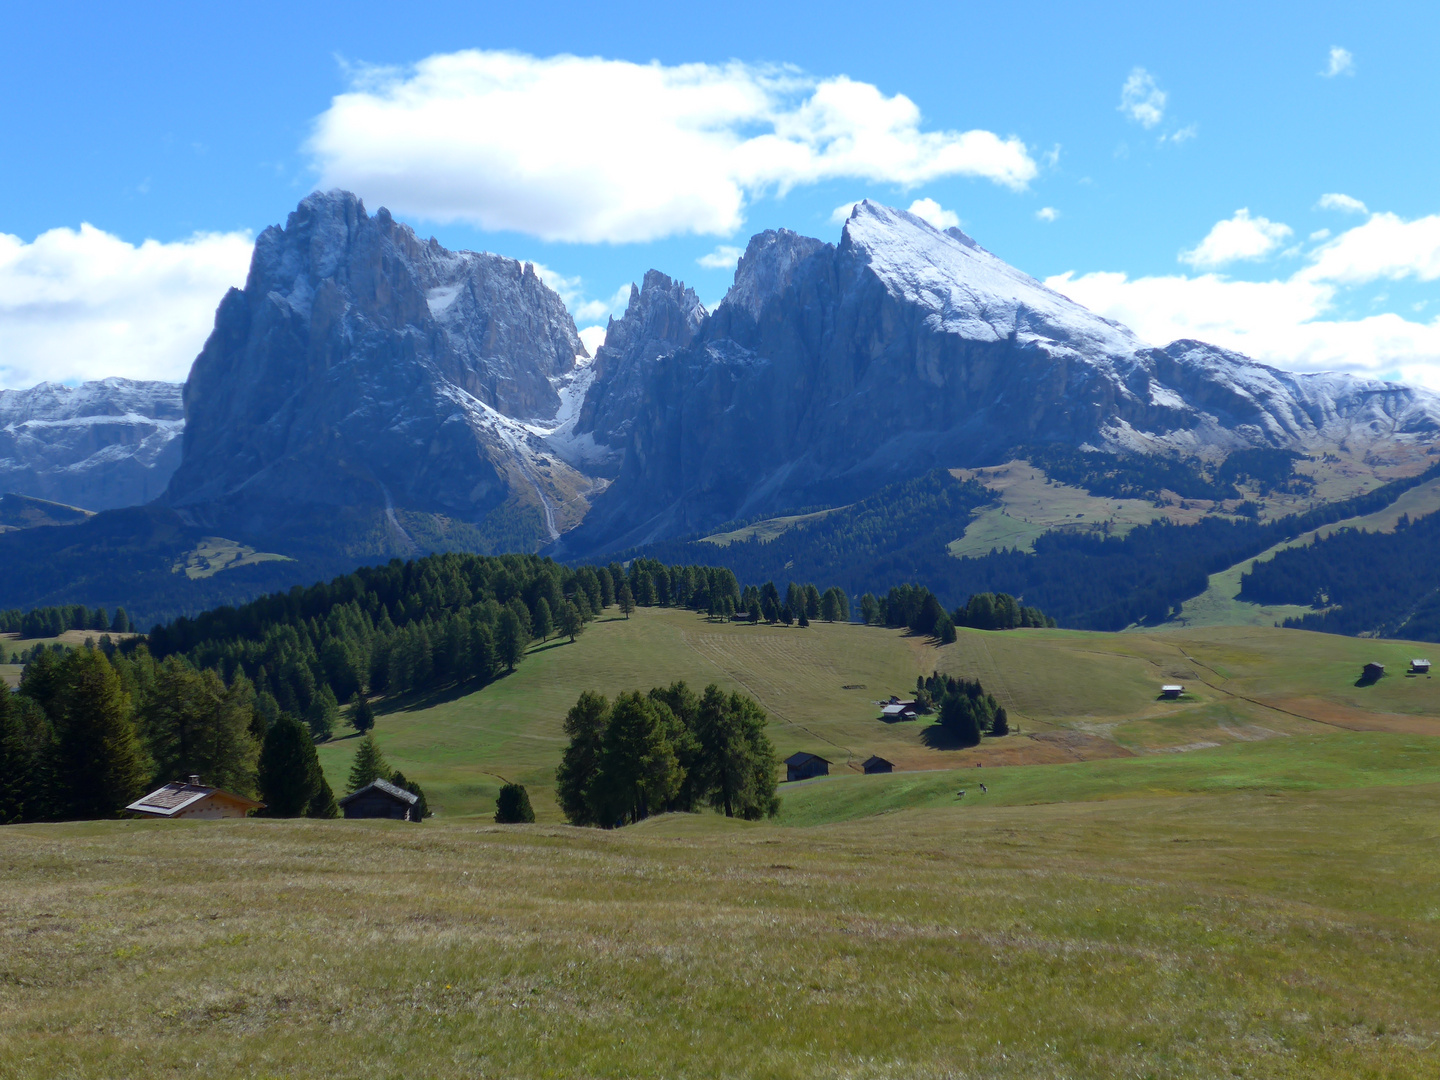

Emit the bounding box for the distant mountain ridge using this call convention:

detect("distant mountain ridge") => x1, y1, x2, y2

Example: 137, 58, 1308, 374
0, 377, 183, 510
558, 202, 1440, 557
3, 192, 1439, 627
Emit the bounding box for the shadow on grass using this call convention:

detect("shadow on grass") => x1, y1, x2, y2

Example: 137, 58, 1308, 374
919, 723, 980, 751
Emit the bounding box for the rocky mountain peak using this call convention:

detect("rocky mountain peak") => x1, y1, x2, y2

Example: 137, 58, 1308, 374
721, 228, 830, 322
164, 190, 593, 554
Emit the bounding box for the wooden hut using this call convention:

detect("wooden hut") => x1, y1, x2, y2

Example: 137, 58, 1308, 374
1362, 662, 1386, 682
126, 776, 264, 819
861, 755, 894, 774
784, 752, 831, 782
1160, 684, 1184, 699
339, 778, 422, 822
1411, 659, 1431, 674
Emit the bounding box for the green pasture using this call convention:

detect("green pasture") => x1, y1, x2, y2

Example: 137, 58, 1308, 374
318, 607, 1440, 822
775, 731, 1440, 825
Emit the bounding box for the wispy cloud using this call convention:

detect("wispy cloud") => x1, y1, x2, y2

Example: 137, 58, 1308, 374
1035, 207, 1059, 223
697, 245, 744, 270
906, 198, 960, 230
1317, 192, 1367, 215
1180, 209, 1293, 269
0, 225, 252, 388
1322, 46, 1355, 77
1118, 67, 1166, 129
1049, 208, 1440, 388
309, 50, 1038, 244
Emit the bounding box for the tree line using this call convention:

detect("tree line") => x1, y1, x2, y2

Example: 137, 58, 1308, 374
856, 584, 1054, 643
0, 603, 134, 641
556, 682, 780, 827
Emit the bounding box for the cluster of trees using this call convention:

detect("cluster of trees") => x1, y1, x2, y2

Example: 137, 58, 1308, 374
555, 682, 780, 827
729, 581, 850, 626
856, 584, 1053, 642
1241, 509, 1440, 642
920, 672, 1008, 747
1216, 448, 1312, 496
0, 642, 338, 823
0, 603, 133, 639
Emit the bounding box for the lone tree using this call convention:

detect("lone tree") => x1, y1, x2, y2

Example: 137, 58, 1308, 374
346, 732, 390, 793
349, 692, 376, 733
617, 582, 635, 619
495, 782, 536, 824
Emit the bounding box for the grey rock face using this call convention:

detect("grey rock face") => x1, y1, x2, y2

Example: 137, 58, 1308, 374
165, 190, 590, 548
0, 378, 184, 510
562, 201, 1440, 556
574, 269, 706, 472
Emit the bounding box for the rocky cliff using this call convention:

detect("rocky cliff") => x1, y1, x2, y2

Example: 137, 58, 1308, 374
0, 378, 184, 510
561, 201, 1440, 555
164, 190, 595, 554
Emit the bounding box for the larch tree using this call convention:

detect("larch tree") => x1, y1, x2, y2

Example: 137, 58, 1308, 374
346, 732, 390, 792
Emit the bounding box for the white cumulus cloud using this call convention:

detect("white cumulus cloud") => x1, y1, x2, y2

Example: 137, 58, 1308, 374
697, 245, 744, 269
1036, 206, 1059, 223
0, 224, 252, 389
1119, 68, 1167, 129
308, 50, 1038, 244
830, 201, 861, 225
906, 198, 960, 230
1323, 47, 1355, 77
1180, 209, 1293, 269
577, 325, 607, 357
1317, 192, 1368, 215
1047, 208, 1440, 388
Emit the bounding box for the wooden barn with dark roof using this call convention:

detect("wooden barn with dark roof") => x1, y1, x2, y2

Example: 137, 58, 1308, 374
784, 752, 831, 782
861, 755, 894, 774
339, 778, 422, 822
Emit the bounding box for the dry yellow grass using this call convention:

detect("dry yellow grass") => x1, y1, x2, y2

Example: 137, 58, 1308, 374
1, 779, 1438, 1079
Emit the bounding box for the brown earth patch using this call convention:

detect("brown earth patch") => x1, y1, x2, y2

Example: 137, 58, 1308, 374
1261, 697, 1440, 736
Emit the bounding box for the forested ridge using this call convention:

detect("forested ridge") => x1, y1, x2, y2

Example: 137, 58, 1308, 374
1241, 509, 1440, 642
630, 462, 1440, 631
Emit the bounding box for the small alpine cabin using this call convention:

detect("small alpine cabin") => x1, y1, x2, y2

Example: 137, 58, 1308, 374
126, 776, 264, 820
1412, 659, 1432, 675
339, 778, 422, 822
861, 755, 894, 774
1363, 662, 1386, 681
880, 699, 919, 721
784, 752, 831, 782
1160, 684, 1184, 699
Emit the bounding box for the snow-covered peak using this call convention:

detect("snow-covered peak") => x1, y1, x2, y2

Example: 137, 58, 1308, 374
841, 200, 1143, 362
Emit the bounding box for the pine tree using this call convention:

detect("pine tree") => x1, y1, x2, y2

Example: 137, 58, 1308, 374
138, 659, 260, 796
258, 714, 322, 817
497, 608, 528, 672
347, 732, 390, 793
349, 692, 376, 733
111, 608, 131, 635
495, 782, 535, 823
50, 649, 150, 819
560, 601, 584, 642
555, 691, 608, 825
0, 689, 31, 823
305, 683, 339, 742
617, 582, 635, 618
307, 775, 339, 818
588, 692, 681, 827
533, 598, 554, 642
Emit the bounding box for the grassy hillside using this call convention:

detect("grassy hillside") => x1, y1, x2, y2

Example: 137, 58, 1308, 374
317, 606, 1440, 821
2, 777, 1438, 1078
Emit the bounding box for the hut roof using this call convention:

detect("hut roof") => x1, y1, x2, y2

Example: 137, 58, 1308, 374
783, 752, 831, 767
861, 755, 893, 769
126, 779, 264, 818
339, 777, 419, 807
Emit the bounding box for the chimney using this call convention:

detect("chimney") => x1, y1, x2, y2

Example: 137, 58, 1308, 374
189, 775, 201, 787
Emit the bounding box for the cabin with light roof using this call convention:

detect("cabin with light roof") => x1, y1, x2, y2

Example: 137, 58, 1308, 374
126, 776, 264, 819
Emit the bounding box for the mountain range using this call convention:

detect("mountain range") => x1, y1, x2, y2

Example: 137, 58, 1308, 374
4, 191, 1437, 625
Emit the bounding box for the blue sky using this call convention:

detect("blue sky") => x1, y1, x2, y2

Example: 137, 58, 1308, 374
3, 0, 1438, 388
